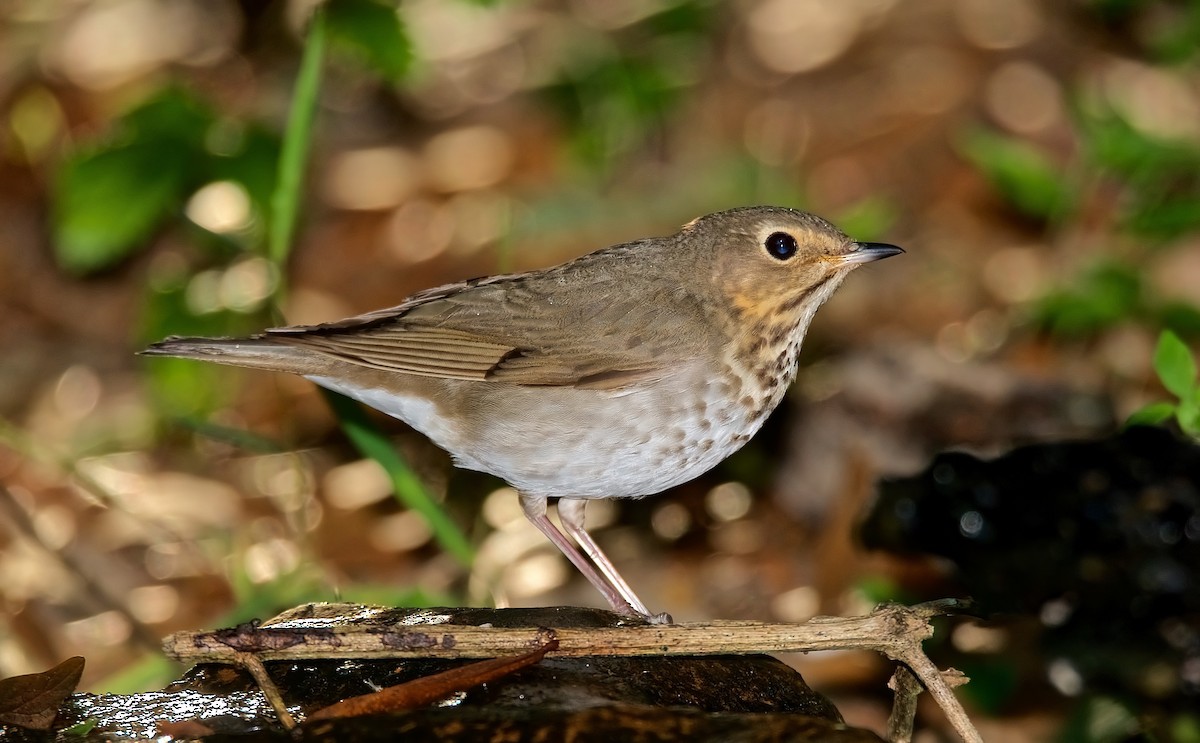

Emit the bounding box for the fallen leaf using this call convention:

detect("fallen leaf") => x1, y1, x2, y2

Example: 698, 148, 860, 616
157, 719, 217, 737
307, 630, 559, 720
0, 656, 85, 729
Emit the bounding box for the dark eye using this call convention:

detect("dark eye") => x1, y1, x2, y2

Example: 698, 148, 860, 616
765, 232, 797, 260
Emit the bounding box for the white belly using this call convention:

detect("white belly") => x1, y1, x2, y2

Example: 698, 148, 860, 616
307, 365, 773, 500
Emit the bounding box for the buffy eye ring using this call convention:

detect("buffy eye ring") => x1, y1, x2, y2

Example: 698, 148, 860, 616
765, 232, 797, 260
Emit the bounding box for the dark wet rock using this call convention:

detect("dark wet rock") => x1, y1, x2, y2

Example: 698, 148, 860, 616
297, 705, 885, 743
0, 728, 50, 743
862, 425, 1200, 704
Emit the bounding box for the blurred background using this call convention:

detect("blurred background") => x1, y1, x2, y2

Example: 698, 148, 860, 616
1, 0, 1199, 739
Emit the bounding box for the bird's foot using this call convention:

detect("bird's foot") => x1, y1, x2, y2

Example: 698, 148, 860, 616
613, 604, 673, 625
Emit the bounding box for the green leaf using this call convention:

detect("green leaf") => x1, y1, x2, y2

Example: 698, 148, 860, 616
50, 88, 213, 274
62, 718, 98, 737
541, 6, 704, 171
1153, 330, 1197, 399
1125, 401, 1177, 427
326, 0, 412, 83
958, 129, 1073, 222
52, 145, 190, 273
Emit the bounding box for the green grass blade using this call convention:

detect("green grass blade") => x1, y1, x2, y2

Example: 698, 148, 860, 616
322, 389, 475, 567
262, 6, 472, 570
268, 6, 327, 272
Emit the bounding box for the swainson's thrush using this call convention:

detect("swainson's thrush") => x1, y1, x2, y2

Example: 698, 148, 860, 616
144, 206, 903, 622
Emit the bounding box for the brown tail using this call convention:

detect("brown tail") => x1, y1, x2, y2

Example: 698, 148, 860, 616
140, 336, 330, 376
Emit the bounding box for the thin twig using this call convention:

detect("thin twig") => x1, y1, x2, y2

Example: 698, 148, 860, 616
0, 418, 122, 509
164, 602, 953, 661
886, 665, 920, 742
0, 417, 217, 573
0, 485, 161, 653
892, 653, 977, 743
237, 652, 296, 731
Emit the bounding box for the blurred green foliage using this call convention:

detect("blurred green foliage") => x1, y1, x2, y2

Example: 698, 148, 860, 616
542, 0, 712, 170
326, 0, 413, 83
968, 104, 1200, 243
1172, 714, 1200, 743
50, 2, 411, 278
1030, 263, 1141, 337
1022, 261, 1200, 340
1059, 696, 1141, 743
831, 196, 899, 244
959, 128, 1074, 223
1029, 260, 1200, 339
51, 89, 251, 274
961, 2, 1200, 349
1087, 0, 1200, 63
968, 109, 1200, 342
1081, 109, 1200, 238
953, 657, 1020, 716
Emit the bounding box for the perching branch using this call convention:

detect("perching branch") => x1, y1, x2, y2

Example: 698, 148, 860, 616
165, 599, 981, 742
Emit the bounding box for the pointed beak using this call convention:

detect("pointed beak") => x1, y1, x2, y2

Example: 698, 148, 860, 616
837, 241, 905, 266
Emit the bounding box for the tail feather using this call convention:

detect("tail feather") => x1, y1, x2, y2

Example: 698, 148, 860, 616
140, 336, 328, 375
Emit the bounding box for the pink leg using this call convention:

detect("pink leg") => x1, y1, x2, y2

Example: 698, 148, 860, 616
557, 498, 667, 622
519, 492, 640, 617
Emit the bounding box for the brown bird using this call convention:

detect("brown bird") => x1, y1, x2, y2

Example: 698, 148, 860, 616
143, 206, 902, 622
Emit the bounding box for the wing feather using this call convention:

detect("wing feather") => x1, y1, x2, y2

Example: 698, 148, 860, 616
274, 328, 514, 380
261, 244, 710, 388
